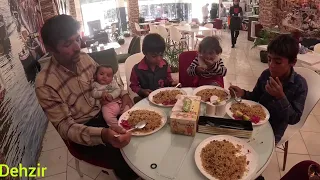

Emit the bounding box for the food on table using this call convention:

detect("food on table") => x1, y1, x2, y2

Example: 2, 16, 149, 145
122, 110, 162, 133
230, 103, 266, 124
201, 140, 248, 180
153, 90, 183, 105
196, 88, 228, 102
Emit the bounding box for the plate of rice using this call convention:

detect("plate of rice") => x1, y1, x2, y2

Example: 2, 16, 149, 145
148, 87, 187, 107
118, 107, 167, 136
193, 85, 231, 103
195, 135, 258, 180
225, 100, 270, 125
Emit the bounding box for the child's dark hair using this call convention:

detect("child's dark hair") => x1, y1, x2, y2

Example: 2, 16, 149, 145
94, 65, 114, 80
267, 34, 299, 63
198, 36, 222, 54
142, 33, 166, 55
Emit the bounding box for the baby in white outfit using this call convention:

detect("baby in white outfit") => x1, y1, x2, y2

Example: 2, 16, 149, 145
91, 65, 129, 126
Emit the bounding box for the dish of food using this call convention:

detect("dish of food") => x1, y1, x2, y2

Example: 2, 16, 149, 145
149, 87, 187, 107
195, 135, 258, 180
225, 100, 270, 125
118, 108, 167, 136
193, 85, 231, 102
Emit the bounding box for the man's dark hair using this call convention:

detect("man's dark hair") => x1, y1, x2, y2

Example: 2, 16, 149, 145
142, 33, 166, 55
198, 36, 222, 54
41, 15, 80, 50
267, 34, 299, 63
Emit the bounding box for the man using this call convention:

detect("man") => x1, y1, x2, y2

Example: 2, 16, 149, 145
229, 34, 308, 144
202, 3, 209, 23
35, 15, 137, 179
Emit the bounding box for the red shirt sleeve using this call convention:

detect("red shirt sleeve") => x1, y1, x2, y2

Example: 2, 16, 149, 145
129, 67, 141, 94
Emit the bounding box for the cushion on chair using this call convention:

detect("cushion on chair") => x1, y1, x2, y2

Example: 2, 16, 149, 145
127, 36, 137, 54
117, 53, 130, 63
129, 37, 141, 55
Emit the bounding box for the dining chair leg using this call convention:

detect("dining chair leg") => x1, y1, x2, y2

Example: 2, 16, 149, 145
75, 158, 83, 177
282, 141, 289, 171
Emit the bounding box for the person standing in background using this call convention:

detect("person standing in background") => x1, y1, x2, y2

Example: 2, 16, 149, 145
210, 4, 218, 20
229, 0, 243, 48
202, 3, 209, 23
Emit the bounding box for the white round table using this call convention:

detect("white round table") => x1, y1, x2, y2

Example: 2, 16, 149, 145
121, 88, 275, 180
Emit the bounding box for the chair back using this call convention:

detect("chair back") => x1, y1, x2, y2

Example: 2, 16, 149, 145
158, 25, 169, 39
214, 19, 223, 29
128, 36, 141, 55
314, 43, 320, 54
135, 23, 141, 31
149, 24, 158, 34
278, 67, 320, 145
169, 26, 182, 42
88, 48, 118, 73
87, 20, 101, 36
125, 53, 144, 99
127, 36, 137, 54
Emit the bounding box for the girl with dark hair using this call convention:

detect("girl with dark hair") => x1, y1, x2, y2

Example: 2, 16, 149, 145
229, 0, 243, 48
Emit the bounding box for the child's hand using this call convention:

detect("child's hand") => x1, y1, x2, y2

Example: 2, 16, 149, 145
195, 66, 206, 75
265, 77, 285, 99
141, 89, 152, 97
106, 94, 113, 101
229, 85, 245, 98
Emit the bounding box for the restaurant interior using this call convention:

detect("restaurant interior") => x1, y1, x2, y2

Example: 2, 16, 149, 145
0, 0, 320, 179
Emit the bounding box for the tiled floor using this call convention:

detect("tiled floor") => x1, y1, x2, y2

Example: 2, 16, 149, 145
38, 31, 320, 180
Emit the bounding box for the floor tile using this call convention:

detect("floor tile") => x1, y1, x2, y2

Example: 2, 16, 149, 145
67, 150, 74, 164
68, 158, 101, 179
67, 166, 94, 180
38, 173, 66, 180
46, 122, 55, 132
235, 67, 254, 77
41, 129, 66, 152
301, 132, 320, 155
38, 147, 68, 177
237, 83, 256, 91
236, 75, 258, 85
252, 69, 263, 78
311, 103, 320, 116
301, 114, 320, 132
276, 132, 308, 155
262, 152, 281, 180
310, 155, 320, 164
96, 171, 117, 180
276, 152, 310, 177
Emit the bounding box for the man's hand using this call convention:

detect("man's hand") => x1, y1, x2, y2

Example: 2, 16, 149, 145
265, 77, 285, 99
140, 89, 152, 97
195, 66, 206, 75
101, 126, 131, 148
229, 85, 245, 98
121, 94, 133, 111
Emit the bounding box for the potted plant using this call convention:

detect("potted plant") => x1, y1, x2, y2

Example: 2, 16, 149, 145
164, 42, 184, 73
252, 29, 272, 63
123, 31, 131, 37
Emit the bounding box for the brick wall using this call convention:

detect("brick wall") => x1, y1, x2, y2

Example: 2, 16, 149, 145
258, 0, 278, 28
128, 0, 139, 35
39, 0, 57, 22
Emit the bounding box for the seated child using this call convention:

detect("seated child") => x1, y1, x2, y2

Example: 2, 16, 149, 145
130, 33, 176, 102
187, 36, 227, 87
229, 34, 308, 143
91, 65, 129, 126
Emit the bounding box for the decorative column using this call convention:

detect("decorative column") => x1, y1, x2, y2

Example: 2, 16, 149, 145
258, 0, 278, 28
39, 0, 58, 22
127, 0, 139, 35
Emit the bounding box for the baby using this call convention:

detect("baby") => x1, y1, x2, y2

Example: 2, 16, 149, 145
91, 65, 129, 126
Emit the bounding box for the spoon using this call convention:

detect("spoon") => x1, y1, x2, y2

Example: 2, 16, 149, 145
114, 121, 147, 137
229, 87, 242, 103
175, 83, 181, 88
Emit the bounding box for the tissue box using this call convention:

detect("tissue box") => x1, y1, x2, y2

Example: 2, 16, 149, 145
170, 95, 201, 136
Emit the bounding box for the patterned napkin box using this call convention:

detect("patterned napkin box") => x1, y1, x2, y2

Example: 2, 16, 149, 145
197, 116, 253, 139
170, 95, 201, 136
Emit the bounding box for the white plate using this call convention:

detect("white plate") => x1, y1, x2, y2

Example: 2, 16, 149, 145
148, 87, 187, 107
192, 85, 231, 102
118, 107, 167, 136
225, 100, 270, 126
195, 135, 258, 180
